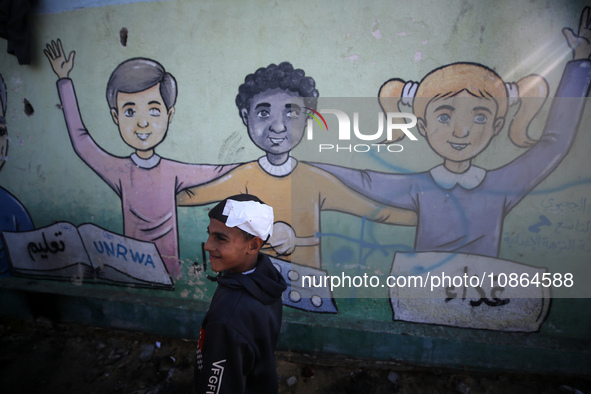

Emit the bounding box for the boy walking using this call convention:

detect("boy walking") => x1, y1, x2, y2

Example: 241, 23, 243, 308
195, 194, 286, 393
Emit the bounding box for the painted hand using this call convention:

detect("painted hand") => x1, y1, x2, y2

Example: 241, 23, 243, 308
44, 39, 75, 79
269, 222, 296, 256
562, 7, 591, 60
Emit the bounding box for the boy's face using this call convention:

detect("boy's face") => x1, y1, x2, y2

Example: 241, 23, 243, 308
205, 218, 258, 273
241, 88, 307, 156
111, 83, 174, 152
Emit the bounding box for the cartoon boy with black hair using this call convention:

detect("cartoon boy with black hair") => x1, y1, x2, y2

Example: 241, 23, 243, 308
178, 62, 416, 312
180, 62, 416, 266
44, 40, 235, 278
0, 73, 35, 277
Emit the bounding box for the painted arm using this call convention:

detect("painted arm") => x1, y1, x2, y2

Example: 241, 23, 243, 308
45, 40, 122, 193
307, 162, 418, 211
176, 164, 247, 206
497, 9, 591, 212
176, 163, 295, 255
264, 164, 417, 256
54, 79, 122, 193
313, 165, 417, 225
173, 162, 239, 194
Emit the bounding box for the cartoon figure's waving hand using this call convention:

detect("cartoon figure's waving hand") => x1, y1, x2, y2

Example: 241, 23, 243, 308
563, 6, 591, 60
44, 39, 75, 79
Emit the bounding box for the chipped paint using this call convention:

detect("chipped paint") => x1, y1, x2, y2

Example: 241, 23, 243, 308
371, 20, 382, 40
340, 54, 360, 63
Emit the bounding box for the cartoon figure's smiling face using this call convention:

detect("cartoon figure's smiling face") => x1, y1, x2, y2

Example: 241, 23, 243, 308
111, 83, 174, 152
418, 90, 505, 165
241, 88, 307, 156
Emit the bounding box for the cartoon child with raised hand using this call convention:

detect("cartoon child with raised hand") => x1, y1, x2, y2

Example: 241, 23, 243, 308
44, 40, 236, 278
312, 8, 591, 259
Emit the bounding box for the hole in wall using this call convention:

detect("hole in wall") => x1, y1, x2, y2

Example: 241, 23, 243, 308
120, 27, 128, 46
23, 98, 34, 117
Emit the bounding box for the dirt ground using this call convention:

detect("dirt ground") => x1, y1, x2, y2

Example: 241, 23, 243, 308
0, 316, 589, 394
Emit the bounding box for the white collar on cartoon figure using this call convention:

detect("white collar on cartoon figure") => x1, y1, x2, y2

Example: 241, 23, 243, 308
429, 164, 486, 190
258, 156, 298, 177
131, 153, 161, 169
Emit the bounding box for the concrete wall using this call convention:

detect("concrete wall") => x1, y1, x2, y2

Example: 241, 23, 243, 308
1, 0, 590, 375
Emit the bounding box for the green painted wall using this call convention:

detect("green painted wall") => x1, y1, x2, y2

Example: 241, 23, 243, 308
1, 0, 590, 374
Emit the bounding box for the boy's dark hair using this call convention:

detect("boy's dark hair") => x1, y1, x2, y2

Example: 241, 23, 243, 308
235, 62, 319, 118
208, 194, 269, 241
106, 58, 177, 111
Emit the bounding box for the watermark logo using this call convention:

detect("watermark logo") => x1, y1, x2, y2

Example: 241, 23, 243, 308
305, 108, 418, 153
304, 107, 328, 131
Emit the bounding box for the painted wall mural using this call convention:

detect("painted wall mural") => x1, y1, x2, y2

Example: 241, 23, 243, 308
312, 28, 591, 330
177, 62, 417, 312
4, 221, 173, 289
43, 40, 236, 279
0, 73, 35, 277
0, 0, 590, 356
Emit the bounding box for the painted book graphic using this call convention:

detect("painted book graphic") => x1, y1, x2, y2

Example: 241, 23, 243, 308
389, 252, 551, 332
2, 222, 173, 290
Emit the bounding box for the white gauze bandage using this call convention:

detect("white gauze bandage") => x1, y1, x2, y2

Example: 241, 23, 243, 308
222, 199, 274, 239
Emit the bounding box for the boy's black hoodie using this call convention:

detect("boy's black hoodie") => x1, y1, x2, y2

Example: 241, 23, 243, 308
195, 253, 287, 394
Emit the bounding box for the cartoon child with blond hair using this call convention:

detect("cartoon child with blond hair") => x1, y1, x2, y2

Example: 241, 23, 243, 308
310, 8, 591, 330
44, 40, 236, 278
313, 9, 591, 259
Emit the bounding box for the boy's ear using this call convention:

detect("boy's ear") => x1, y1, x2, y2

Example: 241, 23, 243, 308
240, 108, 249, 127
417, 117, 427, 138
247, 237, 264, 255
167, 107, 175, 123
110, 109, 119, 126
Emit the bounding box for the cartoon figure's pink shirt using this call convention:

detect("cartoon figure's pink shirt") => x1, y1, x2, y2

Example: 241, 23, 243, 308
58, 78, 230, 277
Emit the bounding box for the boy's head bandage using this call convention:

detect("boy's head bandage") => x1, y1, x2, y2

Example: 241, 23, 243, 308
222, 200, 274, 239
208, 194, 274, 240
